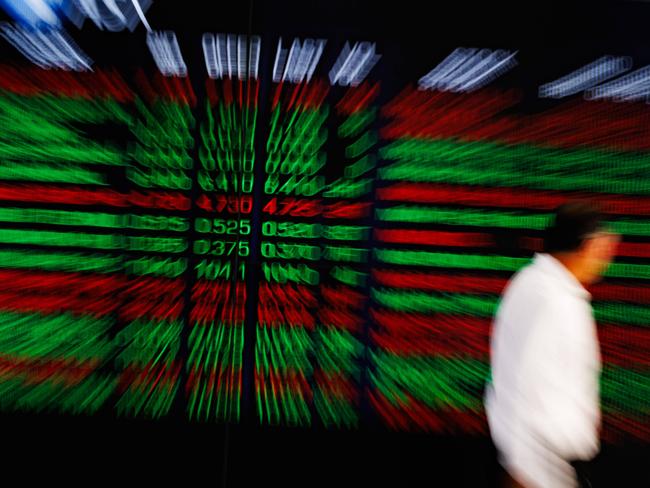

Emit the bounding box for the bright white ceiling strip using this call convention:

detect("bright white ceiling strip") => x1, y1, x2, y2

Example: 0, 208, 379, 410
329, 41, 380, 87
539, 56, 632, 98
419, 47, 517, 93
272, 38, 287, 82
0, 22, 92, 70
419, 48, 475, 90
586, 64, 650, 101
306, 39, 326, 82
249, 36, 261, 79
146, 30, 186, 76
459, 50, 518, 91
202, 33, 219, 78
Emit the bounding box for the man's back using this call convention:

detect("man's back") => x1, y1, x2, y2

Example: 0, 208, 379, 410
485, 253, 601, 488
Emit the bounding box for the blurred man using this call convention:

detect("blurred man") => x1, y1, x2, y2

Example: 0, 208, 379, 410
485, 201, 619, 488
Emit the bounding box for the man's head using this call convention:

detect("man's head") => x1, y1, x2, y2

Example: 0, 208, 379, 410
544, 201, 619, 285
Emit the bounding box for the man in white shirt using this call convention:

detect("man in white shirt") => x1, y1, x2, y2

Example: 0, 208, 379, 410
485, 202, 619, 488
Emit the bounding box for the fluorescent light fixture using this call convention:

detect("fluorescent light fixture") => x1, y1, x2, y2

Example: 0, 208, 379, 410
203, 33, 261, 80
419, 47, 517, 93
0, 22, 92, 70
0, 0, 63, 28
585, 64, 650, 102
146, 30, 187, 77
539, 56, 632, 98
329, 41, 381, 87
273, 37, 326, 83
68, 0, 153, 32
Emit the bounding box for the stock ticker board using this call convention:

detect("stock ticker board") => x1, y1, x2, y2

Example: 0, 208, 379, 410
0, 3, 647, 446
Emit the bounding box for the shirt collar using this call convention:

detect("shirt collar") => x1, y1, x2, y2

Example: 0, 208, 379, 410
532, 253, 591, 301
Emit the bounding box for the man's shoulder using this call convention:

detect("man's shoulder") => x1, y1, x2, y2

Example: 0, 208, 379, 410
500, 261, 564, 309
504, 261, 551, 294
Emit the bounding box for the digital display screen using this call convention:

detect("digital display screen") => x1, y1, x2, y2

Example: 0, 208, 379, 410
0, 1, 647, 448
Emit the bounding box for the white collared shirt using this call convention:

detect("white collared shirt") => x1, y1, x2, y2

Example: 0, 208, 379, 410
485, 253, 602, 488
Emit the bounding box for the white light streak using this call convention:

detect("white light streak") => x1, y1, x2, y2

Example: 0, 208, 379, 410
202, 33, 261, 80
585, 64, 650, 102
70, 0, 152, 32
0, 0, 62, 28
273, 37, 326, 84
539, 56, 632, 98
0, 22, 92, 70
418, 47, 518, 93
248, 35, 260, 79
130, 0, 151, 32
329, 41, 380, 87
146, 30, 187, 77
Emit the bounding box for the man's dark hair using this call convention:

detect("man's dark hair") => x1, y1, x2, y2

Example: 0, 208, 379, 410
544, 201, 606, 254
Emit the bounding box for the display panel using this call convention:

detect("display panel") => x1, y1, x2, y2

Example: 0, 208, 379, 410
0, 1, 647, 447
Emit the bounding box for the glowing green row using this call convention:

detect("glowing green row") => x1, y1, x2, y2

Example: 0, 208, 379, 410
257, 370, 311, 426
134, 97, 195, 134
268, 106, 328, 153
187, 322, 243, 422
374, 249, 650, 279
255, 326, 363, 374
313, 328, 363, 376
339, 108, 376, 138
0, 312, 182, 374
0, 163, 106, 185
263, 173, 372, 198
370, 352, 487, 410
0, 310, 113, 361
372, 288, 497, 316
0, 229, 187, 253
200, 146, 256, 173
0, 311, 181, 366
116, 380, 178, 420
376, 206, 650, 236
377, 206, 549, 228
262, 262, 320, 285
187, 322, 244, 370
204, 103, 256, 152
188, 371, 241, 423
346, 131, 377, 159
262, 221, 370, 241
372, 288, 650, 325
265, 152, 324, 176
0, 144, 125, 166
129, 166, 192, 191
601, 367, 650, 415
255, 325, 312, 374
375, 248, 527, 271
132, 144, 193, 170
0, 249, 187, 278
0, 249, 120, 273
378, 163, 650, 194
134, 120, 194, 149
0, 311, 180, 372
0, 93, 131, 125
115, 319, 182, 369
0, 94, 127, 167
0, 208, 188, 232
331, 266, 368, 288
313, 391, 359, 428
268, 128, 327, 157
381, 138, 650, 176
0, 375, 116, 415
255, 323, 362, 427
371, 353, 649, 415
